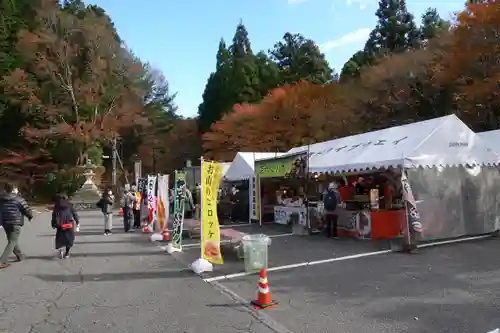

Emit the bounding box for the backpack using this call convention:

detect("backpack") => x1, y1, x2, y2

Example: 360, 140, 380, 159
323, 190, 338, 211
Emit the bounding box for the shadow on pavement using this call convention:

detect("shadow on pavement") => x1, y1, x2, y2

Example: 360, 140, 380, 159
37, 230, 136, 237
32, 268, 194, 282
206, 303, 248, 309
27, 251, 165, 260
74, 239, 141, 244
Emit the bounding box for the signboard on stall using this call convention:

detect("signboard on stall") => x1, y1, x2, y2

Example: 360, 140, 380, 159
337, 209, 372, 239
273, 206, 307, 225
255, 153, 308, 178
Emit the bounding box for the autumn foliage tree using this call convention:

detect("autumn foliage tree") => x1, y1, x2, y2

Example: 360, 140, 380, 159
0, 0, 177, 198
2, 0, 147, 167
152, 118, 202, 174
203, 81, 355, 160
437, 1, 500, 130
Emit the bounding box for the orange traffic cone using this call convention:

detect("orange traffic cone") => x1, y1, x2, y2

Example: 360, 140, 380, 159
251, 269, 278, 310
162, 230, 170, 241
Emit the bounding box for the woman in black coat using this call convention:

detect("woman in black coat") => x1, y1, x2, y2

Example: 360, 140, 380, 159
51, 194, 79, 259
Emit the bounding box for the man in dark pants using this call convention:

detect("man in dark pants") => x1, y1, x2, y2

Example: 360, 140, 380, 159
323, 182, 340, 238
0, 183, 33, 269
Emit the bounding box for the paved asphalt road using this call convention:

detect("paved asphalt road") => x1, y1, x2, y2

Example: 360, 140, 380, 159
0, 210, 280, 333
3, 210, 500, 333
219, 239, 500, 333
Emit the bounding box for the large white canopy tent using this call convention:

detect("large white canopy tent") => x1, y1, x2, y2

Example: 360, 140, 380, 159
253, 115, 500, 241
477, 129, 500, 152
281, 114, 500, 174
224, 152, 286, 181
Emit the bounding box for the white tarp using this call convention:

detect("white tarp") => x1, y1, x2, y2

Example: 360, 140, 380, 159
477, 129, 500, 152
220, 162, 231, 178
224, 152, 286, 181
284, 115, 500, 174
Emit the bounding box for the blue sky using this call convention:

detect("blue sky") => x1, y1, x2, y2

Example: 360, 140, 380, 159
88, 0, 465, 117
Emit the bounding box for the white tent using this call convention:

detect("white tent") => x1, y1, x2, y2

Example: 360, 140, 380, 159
224, 152, 286, 181
477, 129, 500, 152
283, 115, 500, 174
220, 162, 231, 178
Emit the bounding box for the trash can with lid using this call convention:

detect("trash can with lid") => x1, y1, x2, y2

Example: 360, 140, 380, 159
242, 234, 272, 273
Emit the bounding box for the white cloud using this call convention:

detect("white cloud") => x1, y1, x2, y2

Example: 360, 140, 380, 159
288, 0, 308, 4
345, 0, 372, 10
320, 28, 371, 51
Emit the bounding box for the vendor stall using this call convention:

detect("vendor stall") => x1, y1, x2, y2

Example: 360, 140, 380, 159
254, 152, 325, 234
277, 114, 500, 242
254, 115, 500, 244
224, 152, 285, 223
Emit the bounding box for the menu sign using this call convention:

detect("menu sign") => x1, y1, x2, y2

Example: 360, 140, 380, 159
255, 153, 307, 178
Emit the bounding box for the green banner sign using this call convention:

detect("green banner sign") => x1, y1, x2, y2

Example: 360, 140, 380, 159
172, 171, 186, 250
255, 153, 308, 178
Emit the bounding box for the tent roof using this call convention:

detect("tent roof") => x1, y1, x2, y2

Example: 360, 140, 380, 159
477, 130, 500, 151
285, 115, 500, 174
224, 152, 285, 180
220, 162, 231, 177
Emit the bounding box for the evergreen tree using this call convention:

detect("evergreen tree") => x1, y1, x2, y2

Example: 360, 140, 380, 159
339, 50, 372, 81
255, 51, 280, 97
198, 22, 269, 132
420, 8, 448, 42
229, 21, 261, 104
198, 39, 234, 132
270, 32, 333, 85
229, 21, 252, 57
364, 0, 419, 55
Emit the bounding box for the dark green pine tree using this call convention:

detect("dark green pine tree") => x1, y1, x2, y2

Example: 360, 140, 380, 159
228, 21, 262, 105
339, 50, 373, 81
198, 39, 235, 132
230, 20, 252, 58
254, 51, 279, 97
364, 0, 420, 55
270, 32, 333, 85
420, 7, 448, 42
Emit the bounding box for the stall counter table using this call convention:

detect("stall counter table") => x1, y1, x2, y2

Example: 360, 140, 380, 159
370, 209, 405, 240
273, 206, 307, 225
336, 208, 405, 240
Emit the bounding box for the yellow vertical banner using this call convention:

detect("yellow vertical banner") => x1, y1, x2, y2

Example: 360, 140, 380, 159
201, 160, 224, 264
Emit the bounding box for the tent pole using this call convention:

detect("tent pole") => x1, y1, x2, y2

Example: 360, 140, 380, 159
401, 165, 412, 251
305, 142, 311, 234
251, 152, 255, 226
258, 174, 262, 227
200, 157, 204, 258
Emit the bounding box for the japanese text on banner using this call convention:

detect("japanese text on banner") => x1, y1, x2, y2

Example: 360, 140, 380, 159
201, 161, 223, 264
172, 171, 186, 250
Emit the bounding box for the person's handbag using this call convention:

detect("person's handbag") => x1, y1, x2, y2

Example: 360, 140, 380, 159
60, 223, 73, 230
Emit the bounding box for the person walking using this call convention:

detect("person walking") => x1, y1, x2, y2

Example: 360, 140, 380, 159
122, 185, 137, 232
51, 194, 79, 259
97, 187, 114, 235
0, 183, 33, 269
